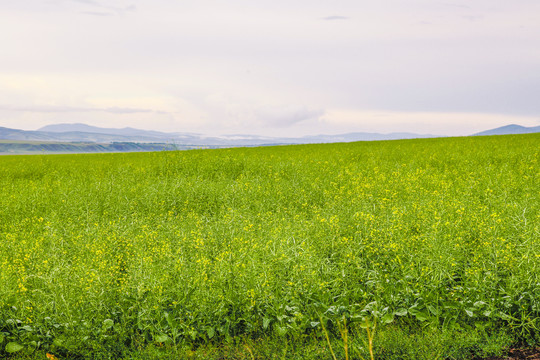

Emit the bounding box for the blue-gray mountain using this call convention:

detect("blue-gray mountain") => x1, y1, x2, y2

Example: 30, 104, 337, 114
1, 123, 438, 145
472, 124, 540, 136
1, 123, 538, 151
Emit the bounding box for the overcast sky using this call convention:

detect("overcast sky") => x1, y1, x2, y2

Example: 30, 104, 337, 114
1, 0, 539, 136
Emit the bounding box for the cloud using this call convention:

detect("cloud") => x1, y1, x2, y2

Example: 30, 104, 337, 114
256, 106, 325, 127
0, 104, 165, 115
442, 3, 472, 9
80, 11, 112, 16
321, 16, 349, 21
66, 0, 136, 16
462, 15, 482, 21
105, 106, 164, 114
321, 109, 540, 136
70, 0, 100, 5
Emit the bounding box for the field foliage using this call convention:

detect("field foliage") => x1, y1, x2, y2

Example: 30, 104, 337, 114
0, 134, 538, 359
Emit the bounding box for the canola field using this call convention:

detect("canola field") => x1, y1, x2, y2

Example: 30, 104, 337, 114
0, 134, 538, 359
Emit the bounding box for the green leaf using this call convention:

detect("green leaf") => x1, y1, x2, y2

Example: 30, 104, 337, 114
427, 305, 440, 316
0, 334, 4, 344
262, 317, 271, 329
325, 306, 337, 315
207, 327, 215, 339
464, 309, 474, 317
358, 317, 372, 329
154, 334, 169, 343
164, 312, 175, 328
410, 309, 429, 322
310, 321, 320, 328
394, 308, 408, 317
103, 319, 114, 330
382, 313, 394, 324
442, 301, 458, 309
53, 338, 64, 348
276, 325, 288, 337
5, 342, 24, 353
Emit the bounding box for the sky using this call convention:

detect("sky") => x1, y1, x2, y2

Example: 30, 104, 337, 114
0, 0, 539, 137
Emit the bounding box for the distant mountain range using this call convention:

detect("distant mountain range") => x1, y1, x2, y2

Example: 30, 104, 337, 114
1, 123, 439, 146
472, 124, 540, 136
0, 123, 538, 153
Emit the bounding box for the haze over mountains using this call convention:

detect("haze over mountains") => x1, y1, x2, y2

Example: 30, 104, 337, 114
2, 123, 441, 146
472, 124, 540, 136
0, 123, 538, 151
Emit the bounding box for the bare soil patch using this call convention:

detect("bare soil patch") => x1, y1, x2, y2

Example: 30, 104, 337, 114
479, 348, 540, 360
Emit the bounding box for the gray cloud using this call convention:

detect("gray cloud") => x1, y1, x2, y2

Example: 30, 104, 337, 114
321, 16, 349, 21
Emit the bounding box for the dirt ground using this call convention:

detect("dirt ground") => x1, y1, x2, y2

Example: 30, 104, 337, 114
480, 347, 540, 360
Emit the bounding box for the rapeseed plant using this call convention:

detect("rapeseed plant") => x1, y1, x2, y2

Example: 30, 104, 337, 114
0, 134, 538, 358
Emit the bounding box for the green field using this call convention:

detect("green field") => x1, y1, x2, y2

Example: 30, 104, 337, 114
0, 134, 538, 359
0, 140, 183, 155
